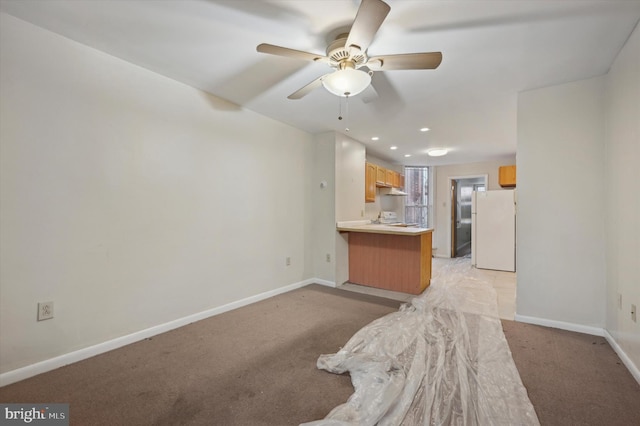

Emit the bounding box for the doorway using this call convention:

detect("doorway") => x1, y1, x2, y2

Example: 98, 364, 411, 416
450, 176, 486, 258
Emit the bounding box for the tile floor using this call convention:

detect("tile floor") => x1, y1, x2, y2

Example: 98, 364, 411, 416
338, 256, 517, 320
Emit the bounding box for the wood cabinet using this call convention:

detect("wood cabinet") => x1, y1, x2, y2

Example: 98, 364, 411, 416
385, 170, 394, 187
499, 165, 517, 187
375, 166, 387, 186
375, 165, 400, 188
393, 171, 401, 188
365, 162, 376, 203
367, 163, 404, 200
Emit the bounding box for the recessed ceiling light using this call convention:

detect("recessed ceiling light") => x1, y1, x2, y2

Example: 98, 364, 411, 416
420, 127, 430, 132
390, 146, 398, 150
371, 137, 379, 141
427, 148, 448, 157
404, 154, 411, 157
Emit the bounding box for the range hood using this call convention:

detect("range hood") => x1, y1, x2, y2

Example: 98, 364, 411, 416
379, 187, 408, 196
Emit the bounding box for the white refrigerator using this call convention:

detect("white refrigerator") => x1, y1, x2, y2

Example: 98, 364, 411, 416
471, 189, 516, 272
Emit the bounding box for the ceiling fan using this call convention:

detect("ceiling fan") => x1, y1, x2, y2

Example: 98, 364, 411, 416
256, 0, 442, 100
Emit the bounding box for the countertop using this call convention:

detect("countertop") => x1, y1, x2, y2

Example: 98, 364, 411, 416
336, 220, 433, 236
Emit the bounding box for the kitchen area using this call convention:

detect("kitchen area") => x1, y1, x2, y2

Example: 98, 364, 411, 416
320, 132, 516, 297
335, 147, 434, 295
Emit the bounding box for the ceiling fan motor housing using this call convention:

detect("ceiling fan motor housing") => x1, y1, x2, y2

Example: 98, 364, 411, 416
326, 34, 368, 69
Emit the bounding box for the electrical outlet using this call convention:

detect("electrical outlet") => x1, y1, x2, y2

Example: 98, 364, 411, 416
326, 253, 331, 263
632, 304, 637, 323
286, 257, 291, 266
38, 301, 54, 321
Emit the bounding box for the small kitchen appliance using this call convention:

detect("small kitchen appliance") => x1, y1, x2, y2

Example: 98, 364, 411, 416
379, 211, 399, 224
377, 211, 417, 227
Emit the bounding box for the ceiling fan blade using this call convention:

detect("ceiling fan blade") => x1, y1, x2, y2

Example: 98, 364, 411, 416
287, 74, 329, 100
257, 43, 329, 63
345, 0, 391, 54
367, 52, 443, 70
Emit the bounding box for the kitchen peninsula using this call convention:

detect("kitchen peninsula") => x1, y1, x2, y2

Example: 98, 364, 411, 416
337, 221, 433, 295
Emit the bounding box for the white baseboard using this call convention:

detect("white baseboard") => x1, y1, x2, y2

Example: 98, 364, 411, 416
603, 329, 640, 385
312, 278, 336, 288
514, 314, 605, 336
514, 314, 640, 385
0, 278, 326, 387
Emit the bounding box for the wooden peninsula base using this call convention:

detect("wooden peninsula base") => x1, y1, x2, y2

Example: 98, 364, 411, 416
338, 224, 433, 295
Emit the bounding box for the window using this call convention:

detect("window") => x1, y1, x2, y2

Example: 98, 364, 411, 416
404, 166, 430, 227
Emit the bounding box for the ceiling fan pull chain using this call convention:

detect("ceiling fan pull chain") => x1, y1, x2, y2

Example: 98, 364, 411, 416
336, 94, 350, 132
345, 95, 350, 132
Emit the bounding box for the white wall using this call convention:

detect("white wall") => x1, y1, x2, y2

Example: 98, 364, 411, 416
517, 76, 606, 328
334, 132, 366, 285
604, 23, 640, 369
433, 158, 516, 257
335, 133, 366, 222
0, 13, 315, 374
311, 132, 336, 283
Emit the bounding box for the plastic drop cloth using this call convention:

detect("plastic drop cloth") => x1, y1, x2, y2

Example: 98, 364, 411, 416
301, 259, 539, 426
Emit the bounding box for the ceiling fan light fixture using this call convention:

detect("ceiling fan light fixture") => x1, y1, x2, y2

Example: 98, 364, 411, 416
322, 68, 371, 97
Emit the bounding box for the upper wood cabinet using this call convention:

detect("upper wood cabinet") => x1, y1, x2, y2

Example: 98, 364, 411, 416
385, 170, 395, 187
365, 162, 376, 203
375, 166, 387, 186
369, 162, 403, 192
393, 172, 401, 188
499, 165, 517, 187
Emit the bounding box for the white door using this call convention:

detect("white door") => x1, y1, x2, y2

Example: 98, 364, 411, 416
474, 190, 515, 271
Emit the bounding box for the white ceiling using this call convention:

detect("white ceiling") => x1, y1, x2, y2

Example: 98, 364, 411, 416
2, 0, 639, 166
